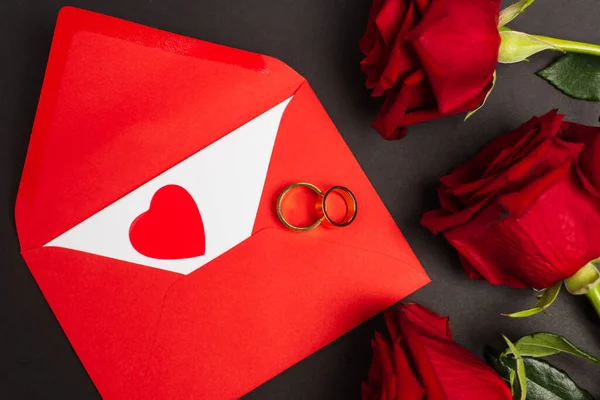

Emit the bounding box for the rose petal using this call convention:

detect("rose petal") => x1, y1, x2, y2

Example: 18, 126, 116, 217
396, 305, 512, 399
414, 0, 431, 15
372, 1, 422, 96
404, 0, 448, 41
445, 170, 600, 288
373, 78, 488, 139
401, 80, 490, 129
369, 333, 397, 400
562, 120, 600, 192
372, 70, 433, 139
375, 0, 409, 48
439, 111, 563, 188
575, 165, 600, 199
393, 338, 425, 400
361, 40, 389, 89
414, 333, 512, 399
448, 137, 582, 202
442, 203, 528, 288
362, 381, 380, 400
398, 303, 452, 340
397, 311, 447, 399
408, 0, 501, 113
497, 159, 572, 217
359, 0, 386, 55
420, 194, 493, 234
485, 111, 564, 177
459, 255, 485, 280
437, 186, 462, 213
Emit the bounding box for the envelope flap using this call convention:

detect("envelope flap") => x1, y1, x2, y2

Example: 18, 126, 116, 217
16, 7, 305, 250
21, 246, 182, 400
142, 228, 429, 399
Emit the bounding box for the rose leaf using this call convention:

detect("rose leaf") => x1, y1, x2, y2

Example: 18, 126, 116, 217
503, 333, 600, 365
537, 54, 600, 101
486, 350, 594, 400
503, 336, 527, 400
502, 281, 561, 318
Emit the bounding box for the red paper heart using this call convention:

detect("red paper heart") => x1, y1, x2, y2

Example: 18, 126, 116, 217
129, 185, 205, 259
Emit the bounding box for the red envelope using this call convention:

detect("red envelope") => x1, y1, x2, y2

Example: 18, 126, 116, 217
15, 7, 429, 400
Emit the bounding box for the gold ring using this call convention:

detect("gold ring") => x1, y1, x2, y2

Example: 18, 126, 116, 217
277, 183, 357, 231
277, 183, 324, 231
318, 186, 358, 228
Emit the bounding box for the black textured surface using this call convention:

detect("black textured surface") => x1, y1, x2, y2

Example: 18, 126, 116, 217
1, 1, 599, 399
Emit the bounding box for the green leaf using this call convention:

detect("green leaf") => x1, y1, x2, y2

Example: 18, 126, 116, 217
502, 281, 562, 318
465, 72, 497, 121
505, 333, 600, 365
538, 54, 600, 101
503, 335, 527, 400
498, 0, 536, 27
487, 350, 595, 400
499, 31, 564, 64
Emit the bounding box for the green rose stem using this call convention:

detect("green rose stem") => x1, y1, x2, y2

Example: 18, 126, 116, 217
565, 260, 600, 318
586, 285, 600, 318
531, 35, 600, 57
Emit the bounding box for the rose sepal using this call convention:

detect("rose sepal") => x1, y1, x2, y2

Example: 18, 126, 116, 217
565, 259, 600, 318
497, 0, 600, 102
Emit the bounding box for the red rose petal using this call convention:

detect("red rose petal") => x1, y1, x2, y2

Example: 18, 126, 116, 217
404, 0, 448, 41
398, 84, 488, 133
371, 333, 397, 400
446, 172, 600, 288
459, 255, 485, 280
366, 305, 511, 400
398, 311, 446, 399
372, 70, 432, 139
398, 303, 451, 340
449, 137, 582, 202
409, 0, 501, 113
485, 111, 564, 177
439, 112, 563, 189
393, 338, 425, 400
397, 305, 512, 400
373, 70, 491, 139
420, 194, 494, 234
359, 0, 385, 55
416, 333, 512, 399
497, 160, 573, 217
375, 0, 409, 48
563, 120, 600, 192
372, 2, 420, 96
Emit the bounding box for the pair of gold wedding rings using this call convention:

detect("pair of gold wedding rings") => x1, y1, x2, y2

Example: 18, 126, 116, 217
276, 182, 357, 231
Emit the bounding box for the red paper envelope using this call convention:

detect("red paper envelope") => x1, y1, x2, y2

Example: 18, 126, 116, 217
15, 7, 429, 399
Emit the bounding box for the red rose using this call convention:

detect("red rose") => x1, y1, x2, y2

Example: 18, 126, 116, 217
362, 303, 511, 400
421, 111, 600, 289
359, 0, 501, 139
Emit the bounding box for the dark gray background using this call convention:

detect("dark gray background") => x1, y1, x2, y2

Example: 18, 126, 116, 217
1, 0, 599, 398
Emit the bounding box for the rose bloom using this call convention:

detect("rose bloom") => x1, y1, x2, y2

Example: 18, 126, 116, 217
363, 303, 511, 400
359, 0, 501, 139
421, 111, 600, 289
